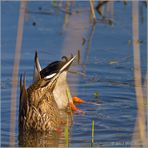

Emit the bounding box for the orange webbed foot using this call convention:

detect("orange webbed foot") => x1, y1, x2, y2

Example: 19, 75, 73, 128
68, 102, 84, 114
72, 96, 85, 104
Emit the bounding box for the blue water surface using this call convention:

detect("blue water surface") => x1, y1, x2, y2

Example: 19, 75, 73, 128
1, 1, 147, 147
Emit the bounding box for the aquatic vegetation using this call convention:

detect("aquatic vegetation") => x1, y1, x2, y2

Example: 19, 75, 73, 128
77, 49, 81, 64
93, 91, 100, 98
64, 115, 69, 147
91, 120, 95, 147
66, 88, 73, 122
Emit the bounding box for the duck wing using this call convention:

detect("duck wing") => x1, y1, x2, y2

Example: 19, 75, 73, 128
21, 93, 60, 132
19, 73, 29, 128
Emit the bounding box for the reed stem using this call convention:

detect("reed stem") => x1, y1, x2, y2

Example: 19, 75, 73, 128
9, 1, 26, 147
66, 88, 73, 122
131, 1, 146, 147
89, 0, 96, 23
64, 115, 69, 147
91, 120, 95, 147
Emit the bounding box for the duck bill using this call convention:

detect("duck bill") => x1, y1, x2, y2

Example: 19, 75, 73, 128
59, 56, 76, 73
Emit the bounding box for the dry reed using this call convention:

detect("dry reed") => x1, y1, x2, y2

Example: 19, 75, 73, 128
9, 1, 26, 147
131, 1, 147, 147
89, 0, 96, 23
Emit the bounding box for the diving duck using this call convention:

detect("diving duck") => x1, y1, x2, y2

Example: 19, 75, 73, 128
33, 51, 84, 111
19, 55, 76, 132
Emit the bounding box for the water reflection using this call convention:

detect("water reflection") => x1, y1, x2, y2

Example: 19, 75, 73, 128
19, 131, 60, 147
19, 110, 73, 147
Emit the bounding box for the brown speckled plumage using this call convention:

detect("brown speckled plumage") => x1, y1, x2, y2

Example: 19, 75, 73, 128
19, 73, 60, 132
19, 53, 76, 133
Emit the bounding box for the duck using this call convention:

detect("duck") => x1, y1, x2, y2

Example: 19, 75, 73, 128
33, 51, 84, 111
19, 55, 76, 132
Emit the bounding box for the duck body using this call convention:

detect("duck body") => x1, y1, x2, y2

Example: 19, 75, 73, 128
33, 52, 75, 110
19, 75, 61, 133
53, 71, 72, 109
19, 54, 76, 132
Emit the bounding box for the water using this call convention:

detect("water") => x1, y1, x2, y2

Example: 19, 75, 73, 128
1, 1, 147, 147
